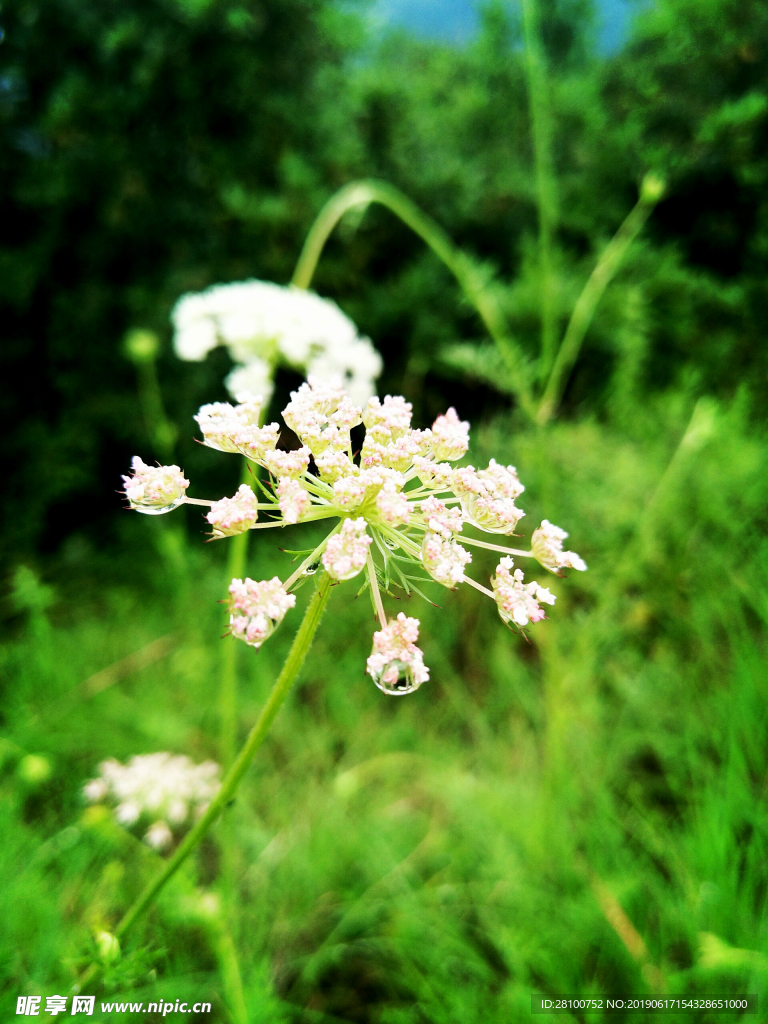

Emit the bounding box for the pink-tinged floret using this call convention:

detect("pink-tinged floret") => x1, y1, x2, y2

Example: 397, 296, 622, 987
321, 518, 372, 581
363, 394, 413, 437
491, 557, 555, 628
531, 520, 587, 574
419, 496, 463, 538
430, 407, 469, 461
453, 465, 525, 535
228, 576, 296, 648
375, 483, 411, 526
277, 478, 310, 524
262, 446, 311, 479
206, 484, 259, 539
122, 457, 189, 512
366, 613, 430, 692
421, 533, 472, 588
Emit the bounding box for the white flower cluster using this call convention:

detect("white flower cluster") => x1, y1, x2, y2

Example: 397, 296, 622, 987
123, 379, 587, 694
122, 457, 188, 515
207, 484, 259, 539
531, 520, 588, 573
491, 557, 555, 628
227, 577, 297, 649
367, 613, 430, 695
172, 280, 382, 406
84, 753, 221, 850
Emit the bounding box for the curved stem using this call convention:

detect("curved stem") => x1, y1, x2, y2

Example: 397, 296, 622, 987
521, 0, 559, 382
537, 179, 663, 424
76, 572, 333, 992
291, 179, 536, 419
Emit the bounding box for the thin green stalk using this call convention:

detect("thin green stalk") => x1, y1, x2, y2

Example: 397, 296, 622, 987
211, 916, 249, 1024
520, 0, 559, 382
137, 360, 177, 463
537, 174, 665, 424
124, 329, 177, 462
76, 572, 333, 993
220, 460, 254, 769
291, 179, 536, 419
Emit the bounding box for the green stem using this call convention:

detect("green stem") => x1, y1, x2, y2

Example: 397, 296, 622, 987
521, 0, 559, 382
291, 179, 536, 419
220, 460, 254, 769
536, 176, 664, 424
210, 915, 249, 1024
77, 572, 333, 992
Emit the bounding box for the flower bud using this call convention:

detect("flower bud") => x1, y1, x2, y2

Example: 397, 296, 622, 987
124, 328, 160, 364
430, 407, 469, 461
640, 172, 666, 204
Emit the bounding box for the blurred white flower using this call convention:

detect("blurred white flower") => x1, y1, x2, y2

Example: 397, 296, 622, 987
172, 280, 383, 407
85, 753, 221, 849
144, 820, 174, 850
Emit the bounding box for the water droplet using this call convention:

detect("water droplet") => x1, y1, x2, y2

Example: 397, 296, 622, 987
371, 659, 423, 696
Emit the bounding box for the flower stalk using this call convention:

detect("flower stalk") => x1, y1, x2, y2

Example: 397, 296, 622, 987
520, 0, 559, 384
536, 175, 665, 424
77, 571, 332, 992
291, 164, 662, 425
291, 179, 536, 419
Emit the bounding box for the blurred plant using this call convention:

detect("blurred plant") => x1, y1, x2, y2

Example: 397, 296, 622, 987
289, 169, 663, 424
10, 566, 55, 638
76, 376, 586, 988
123, 330, 178, 463
520, 0, 558, 383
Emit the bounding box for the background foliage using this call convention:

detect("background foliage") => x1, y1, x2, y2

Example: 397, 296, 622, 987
2, 0, 768, 1020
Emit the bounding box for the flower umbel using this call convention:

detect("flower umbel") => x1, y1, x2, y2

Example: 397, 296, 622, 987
124, 379, 587, 692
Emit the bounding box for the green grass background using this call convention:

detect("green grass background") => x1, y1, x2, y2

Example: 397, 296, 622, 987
3, 391, 768, 1022
3, 0, 768, 1017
